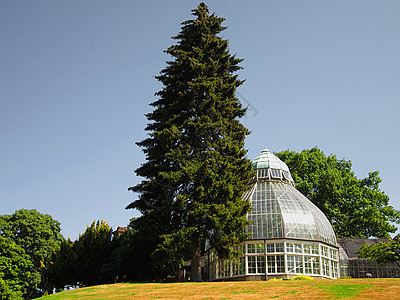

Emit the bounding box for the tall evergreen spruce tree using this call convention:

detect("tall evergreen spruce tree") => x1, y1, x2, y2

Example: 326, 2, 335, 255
127, 3, 253, 281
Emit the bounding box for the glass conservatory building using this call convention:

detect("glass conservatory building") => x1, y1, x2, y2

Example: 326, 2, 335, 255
205, 148, 340, 280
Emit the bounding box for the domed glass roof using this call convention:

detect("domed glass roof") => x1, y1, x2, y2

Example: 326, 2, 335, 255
244, 148, 337, 246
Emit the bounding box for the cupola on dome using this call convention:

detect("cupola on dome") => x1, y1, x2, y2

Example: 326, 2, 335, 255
252, 148, 294, 185
252, 148, 290, 171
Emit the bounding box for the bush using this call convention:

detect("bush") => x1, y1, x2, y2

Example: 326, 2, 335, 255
293, 275, 313, 280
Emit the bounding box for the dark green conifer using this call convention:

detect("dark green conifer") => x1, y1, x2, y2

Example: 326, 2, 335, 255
127, 3, 253, 281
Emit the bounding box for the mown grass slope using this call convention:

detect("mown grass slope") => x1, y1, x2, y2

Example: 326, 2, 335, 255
39, 278, 400, 299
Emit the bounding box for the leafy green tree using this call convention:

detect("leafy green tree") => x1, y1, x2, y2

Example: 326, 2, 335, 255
127, 3, 253, 281
0, 236, 40, 300
0, 209, 63, 266
359, 234, 400, 268
276, 147, 400, 238
0, 209, 63, 297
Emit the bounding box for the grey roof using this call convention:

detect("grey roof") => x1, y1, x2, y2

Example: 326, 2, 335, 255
337, 237, 389, 259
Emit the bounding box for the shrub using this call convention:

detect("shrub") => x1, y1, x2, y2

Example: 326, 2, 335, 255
268, 278, 283, 281
293, 275, 313, 280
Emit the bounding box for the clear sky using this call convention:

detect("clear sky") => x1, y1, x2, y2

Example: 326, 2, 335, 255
1, 1, 399, 240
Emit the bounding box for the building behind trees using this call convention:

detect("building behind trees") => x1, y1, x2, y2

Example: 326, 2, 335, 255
338, 237, 400, 278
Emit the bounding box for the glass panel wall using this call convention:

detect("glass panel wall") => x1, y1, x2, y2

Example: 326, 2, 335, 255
266, 242, 284, 253
247, 243, 265, 254
248, 256, 265, 274
304, 256, 320, 275
206, 240, 340, 280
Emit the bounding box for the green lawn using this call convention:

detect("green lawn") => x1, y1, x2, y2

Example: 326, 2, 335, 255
39, 278, 400, 299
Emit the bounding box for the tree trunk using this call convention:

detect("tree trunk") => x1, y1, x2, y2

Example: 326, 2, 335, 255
190, 246, 202, 282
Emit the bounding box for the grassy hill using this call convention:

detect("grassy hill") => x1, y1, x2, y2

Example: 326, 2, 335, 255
39, 278, 400, 299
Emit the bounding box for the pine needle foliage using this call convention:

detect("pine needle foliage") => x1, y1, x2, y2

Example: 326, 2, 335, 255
127, 3, 254, 281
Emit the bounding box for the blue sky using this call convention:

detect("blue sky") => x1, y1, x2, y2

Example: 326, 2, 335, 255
1, 1, 399, 239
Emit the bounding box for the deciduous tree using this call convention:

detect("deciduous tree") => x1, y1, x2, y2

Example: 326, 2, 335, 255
127, 3, 253, 281
0, 209, 63, 267
0, 209, 63, 298
0, 236, 39, 300
276, 147, 400, 238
